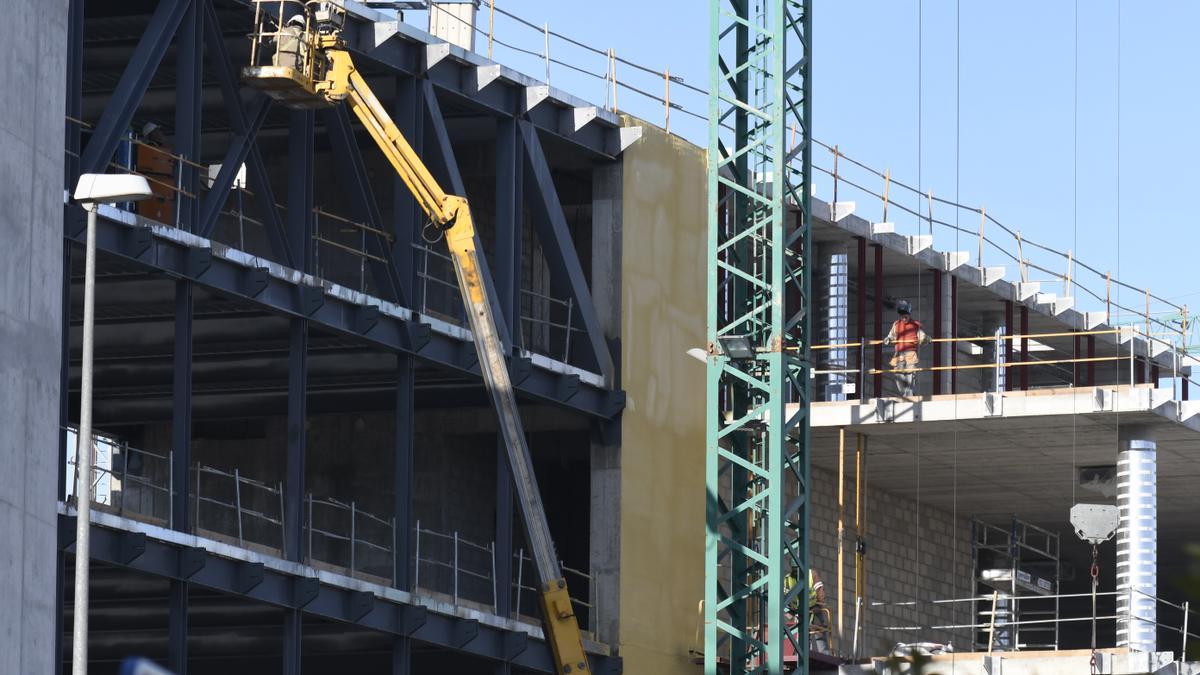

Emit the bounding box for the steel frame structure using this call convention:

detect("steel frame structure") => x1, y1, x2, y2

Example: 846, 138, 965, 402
58, 1, 625, 673
705, 0, 811, 673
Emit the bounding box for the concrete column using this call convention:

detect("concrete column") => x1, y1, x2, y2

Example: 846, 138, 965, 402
589, 159, 622, 646
3, 1, 67, 673
1116, 430, 1157, 653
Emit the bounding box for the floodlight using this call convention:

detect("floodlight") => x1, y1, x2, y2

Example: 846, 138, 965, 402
717, 335, 755, 360
73, 173, 153, 209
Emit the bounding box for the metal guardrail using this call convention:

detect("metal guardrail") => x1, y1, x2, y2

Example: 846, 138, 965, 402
808, 326, 1193, 401
869, 588, 1197, 658
64, 437, 595, 628
410, 241, 584, 364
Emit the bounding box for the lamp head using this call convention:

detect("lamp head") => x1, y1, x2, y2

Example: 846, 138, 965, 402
73, 174, 154, 210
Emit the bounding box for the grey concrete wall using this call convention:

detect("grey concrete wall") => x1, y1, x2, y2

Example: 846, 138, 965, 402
0, 0, 67, 672
589, 158, 622, 646
808, 463, 973, 656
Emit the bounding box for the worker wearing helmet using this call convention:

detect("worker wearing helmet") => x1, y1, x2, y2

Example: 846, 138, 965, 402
784, 567, 829, 653
273, 13, 310, 71
882, 299, 930, 397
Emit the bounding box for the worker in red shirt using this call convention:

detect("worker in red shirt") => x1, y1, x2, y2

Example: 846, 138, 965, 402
882, 300, 930, 396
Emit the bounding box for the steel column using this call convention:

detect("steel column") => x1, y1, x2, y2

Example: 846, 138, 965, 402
1087, 334, 1096, 386
284, 321, 307, 562
284, 610, 302, 675
706, 0, 811, 672
168, 581, 188, 674
393, 355, 415, 675
933, 269, 943, 393
874, 244, 883, 396
855, 237, 866, 400
1080, 329, 1089, 384
287, 110, 315, 271
79, 0, 189, 174
174, 0, 203, 233
1020, 305, 1029, 391
284, 103, 314, 571
1004, 300, 1014, 391
951, 276, 958, 393
170, 280, 193, 674
172, 281, 193, 531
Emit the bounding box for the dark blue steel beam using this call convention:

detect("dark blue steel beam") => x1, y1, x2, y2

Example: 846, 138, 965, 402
321, 105, 406, 304
80, 0, 190, 174
174, 0, 204, 233
64, 517, 621, 673
284, 610, 302, 675
392, 356, 415, 675
169, 581, 189, 674
391, 79, 420, 675
284, 320, 307, 563
287, 110, 315, 271
78, 213, 624, 419
171, 281, 194, 531
420, 81, 512, 350
199, 1, 291, 264
170, 279, 194, 673
518, 121, 615, 382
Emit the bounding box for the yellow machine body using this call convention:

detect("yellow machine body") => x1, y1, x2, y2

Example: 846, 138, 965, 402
242, 8, 590, 674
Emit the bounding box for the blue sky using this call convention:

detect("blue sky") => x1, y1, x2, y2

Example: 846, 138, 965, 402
448, 1, 1200, 324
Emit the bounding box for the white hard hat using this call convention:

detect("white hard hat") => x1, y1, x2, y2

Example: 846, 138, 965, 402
286, 13, 306, 25
141, 122, 160, 137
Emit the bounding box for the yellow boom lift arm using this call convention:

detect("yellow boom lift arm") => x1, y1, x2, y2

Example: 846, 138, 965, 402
242, 4, 590, 673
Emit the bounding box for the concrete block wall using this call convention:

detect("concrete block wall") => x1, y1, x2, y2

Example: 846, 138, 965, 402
807, 464, 974, 657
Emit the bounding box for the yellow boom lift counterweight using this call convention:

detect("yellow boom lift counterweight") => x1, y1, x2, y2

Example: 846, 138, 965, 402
241, 3, 590, 672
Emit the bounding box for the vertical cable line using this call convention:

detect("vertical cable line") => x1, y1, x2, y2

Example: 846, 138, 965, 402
914, 0, 923, 635
951, 0, 961, 652
1072, 0, 1079, 510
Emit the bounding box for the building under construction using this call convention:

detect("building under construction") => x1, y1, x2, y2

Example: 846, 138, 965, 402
3, 0, 1199, 674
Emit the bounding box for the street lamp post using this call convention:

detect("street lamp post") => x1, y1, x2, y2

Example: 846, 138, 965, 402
70, 174, 153, 675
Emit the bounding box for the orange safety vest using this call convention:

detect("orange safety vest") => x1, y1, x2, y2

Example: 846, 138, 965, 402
890, 319, 924, 352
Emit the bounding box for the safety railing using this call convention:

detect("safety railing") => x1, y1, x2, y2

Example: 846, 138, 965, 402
812, 140, 1191, 345
417, 1, 707, 136
866, 588, 1198, 659
193, 464, 286, 551
308, 494, 395, 581
411, 241, 584, 363
63, 440, 594, 628
414, 520, 497, 609
512, 547, 597, 631
64, 117, 589, 368
65, 429, 172, 523
808, 326, 1192, 401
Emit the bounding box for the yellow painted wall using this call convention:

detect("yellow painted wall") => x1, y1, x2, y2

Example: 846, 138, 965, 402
618, 119, 708, 674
